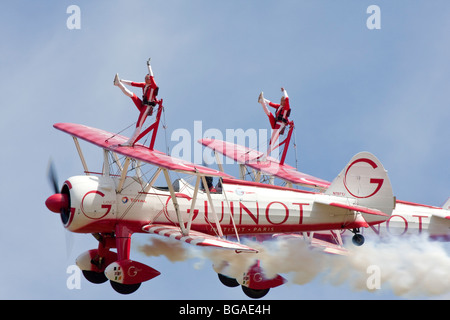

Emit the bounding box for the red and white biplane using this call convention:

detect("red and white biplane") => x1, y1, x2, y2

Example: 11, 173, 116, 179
45, 66, 399, 298
200, 93, 450, 245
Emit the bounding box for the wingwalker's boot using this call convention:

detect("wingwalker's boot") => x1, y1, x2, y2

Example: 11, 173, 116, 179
258, 92, 271, 117
114, 73, 133, 98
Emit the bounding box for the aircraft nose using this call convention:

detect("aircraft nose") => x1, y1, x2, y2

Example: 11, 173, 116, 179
46, 193, 69, 213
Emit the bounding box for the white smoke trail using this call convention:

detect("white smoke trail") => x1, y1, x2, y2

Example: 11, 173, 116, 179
331, 236, 450, 297
136, 235, 450, 298
137, 238, 188, 262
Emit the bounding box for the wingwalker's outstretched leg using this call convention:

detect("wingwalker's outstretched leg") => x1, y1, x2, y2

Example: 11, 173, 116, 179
114, 73, 133, 98
258, 92, 276, 129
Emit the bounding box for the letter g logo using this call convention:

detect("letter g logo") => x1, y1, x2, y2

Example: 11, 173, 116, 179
344, 158, 384, 199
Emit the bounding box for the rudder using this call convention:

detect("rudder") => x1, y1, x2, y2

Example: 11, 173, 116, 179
325, 152, 395, 216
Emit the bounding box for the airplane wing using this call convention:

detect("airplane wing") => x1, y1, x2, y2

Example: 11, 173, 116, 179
200, 138, 330, 189
272, 233, 348, 256
54, 123, 231, 178
142, 224, 259, 253
310, 236, 349, 255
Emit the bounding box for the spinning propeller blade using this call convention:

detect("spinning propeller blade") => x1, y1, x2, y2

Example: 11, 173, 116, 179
47, 159, 60, 194
45, 160, 69, 214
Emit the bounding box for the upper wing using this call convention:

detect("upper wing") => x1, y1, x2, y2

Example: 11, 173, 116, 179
142, 224, 258, 253
200, 138, 330, 189
54, 123, 231, 178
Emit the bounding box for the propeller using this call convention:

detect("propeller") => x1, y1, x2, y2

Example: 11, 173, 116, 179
45, 159, 74, 258
45, 159, 69, 214
48, 159, 60, 194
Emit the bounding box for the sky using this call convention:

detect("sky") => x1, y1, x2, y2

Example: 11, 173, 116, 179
1, 1, 450, 300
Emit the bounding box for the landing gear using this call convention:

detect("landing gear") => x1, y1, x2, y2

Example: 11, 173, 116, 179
77, 227, 160, 295
241, 286, 270, 299
110, 281, 141, 295
82, 270, 108, 284
81, 269, 142, 294
218, 274, 270, 299
218, 273, 239, 287
351, 229, 365, 246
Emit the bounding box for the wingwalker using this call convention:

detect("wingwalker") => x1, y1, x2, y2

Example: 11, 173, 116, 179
46, 59, 396, 298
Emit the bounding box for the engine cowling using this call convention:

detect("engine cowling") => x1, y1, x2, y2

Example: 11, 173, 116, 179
59, 175, 117, 232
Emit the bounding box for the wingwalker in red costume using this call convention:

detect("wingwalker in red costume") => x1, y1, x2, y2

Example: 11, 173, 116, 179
258, 87, 293, 156
114, 58, 159, 146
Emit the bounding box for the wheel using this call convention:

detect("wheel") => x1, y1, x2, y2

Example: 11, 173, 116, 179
352, 233, 365, 246
110, 281, 141, 294
218, 273, 240, 287
241, 286, 270, 299
82, 270, 108, 284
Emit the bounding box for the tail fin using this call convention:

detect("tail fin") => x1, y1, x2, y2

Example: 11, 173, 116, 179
442, 198, 450, 211
325, 152, 395, 216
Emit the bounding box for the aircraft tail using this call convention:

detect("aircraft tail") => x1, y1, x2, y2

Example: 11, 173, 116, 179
325, 152, 395, 217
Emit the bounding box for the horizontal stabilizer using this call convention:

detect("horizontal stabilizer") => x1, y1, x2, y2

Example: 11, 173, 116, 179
315, 199, 389, 217
142, 224, 258, 253
431, 211, 450, 220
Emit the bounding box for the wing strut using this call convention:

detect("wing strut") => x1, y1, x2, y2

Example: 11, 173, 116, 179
201, 175, 224, 238
186, 175, 200, 234
162, 168, 188, 236
116, 157, 131, 193
72, 137, 90, 175
214, 151, 224, 173
143, 167, 162, 193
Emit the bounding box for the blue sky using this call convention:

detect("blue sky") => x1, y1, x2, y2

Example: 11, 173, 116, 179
1, 1, 450, 299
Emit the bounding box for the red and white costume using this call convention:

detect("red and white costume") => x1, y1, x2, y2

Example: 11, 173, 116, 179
258, 88, 293, 155
114, 59, 159, 146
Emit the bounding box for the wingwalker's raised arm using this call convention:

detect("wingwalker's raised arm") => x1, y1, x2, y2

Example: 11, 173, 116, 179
147, 58, 154, 77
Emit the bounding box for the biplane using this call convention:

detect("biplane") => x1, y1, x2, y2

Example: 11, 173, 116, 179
45, 59, 401, 298
45, 93, 398, 298
200, 95, 450, 244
